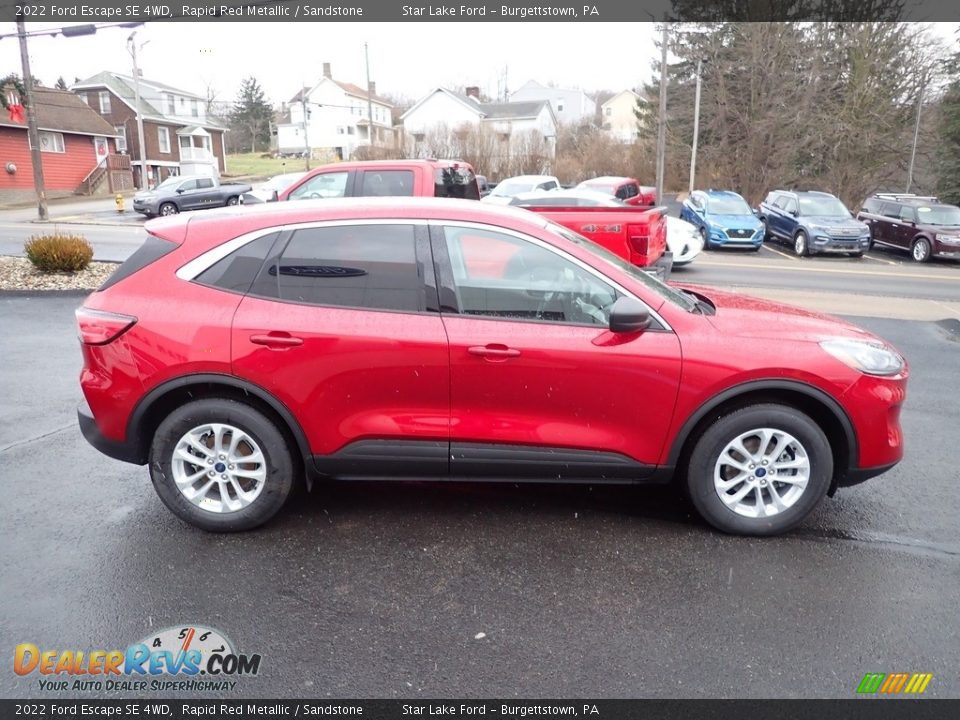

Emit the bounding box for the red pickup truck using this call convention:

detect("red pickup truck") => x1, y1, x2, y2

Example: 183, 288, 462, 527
576, 176, 657, 206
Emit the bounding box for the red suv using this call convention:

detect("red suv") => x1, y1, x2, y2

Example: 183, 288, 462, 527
77, 199, 908, 536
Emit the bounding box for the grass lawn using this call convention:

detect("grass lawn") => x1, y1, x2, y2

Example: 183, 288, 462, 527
224, 153, 311, 179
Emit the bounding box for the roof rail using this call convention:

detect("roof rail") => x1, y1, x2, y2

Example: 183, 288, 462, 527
875, 192, 939, 201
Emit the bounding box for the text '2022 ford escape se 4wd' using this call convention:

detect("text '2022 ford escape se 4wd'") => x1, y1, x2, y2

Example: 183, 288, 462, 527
77, 199, 908, 536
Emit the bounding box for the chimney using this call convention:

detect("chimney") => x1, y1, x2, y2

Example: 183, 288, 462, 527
322, 63, 332, 79
368, 81, 376, 96
465, 86, 480, 100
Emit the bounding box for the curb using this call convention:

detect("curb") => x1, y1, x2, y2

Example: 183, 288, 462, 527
31, 216, 144, 228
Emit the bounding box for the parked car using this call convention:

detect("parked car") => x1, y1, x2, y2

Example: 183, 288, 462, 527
77, 197, 907, 536
759, 190, 870, 257
665, 216, 705, 266
576, 176, 656, 206
251, 159, 481, 203
243, 171, 308, 203
510, 189, 700, 267
680, 190, 764, 251
132, 175, 253, 218
857, 193, 960, 263
481, 175, 562, 205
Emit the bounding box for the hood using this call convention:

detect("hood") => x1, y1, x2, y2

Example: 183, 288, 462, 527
708, 213, 761, 228
681, 284, 877, 343
133, 190, 155, 199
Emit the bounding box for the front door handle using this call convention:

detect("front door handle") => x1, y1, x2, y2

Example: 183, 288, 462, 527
468, 344, 521, 360
250, 332, 303, 348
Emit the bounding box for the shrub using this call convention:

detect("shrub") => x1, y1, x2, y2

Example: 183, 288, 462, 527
24, 232, 94, 272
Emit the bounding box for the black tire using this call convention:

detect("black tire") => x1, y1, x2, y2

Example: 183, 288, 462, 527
226, 196, 239, 206
149, 398, 296, 532
685, 404, 833, 536
760, 219, 771, 242
159, 202, 179, 216
851, 252, 864, 258
699, 225, 713, 250
794, 230, 809, 257
911, 237, 932, 263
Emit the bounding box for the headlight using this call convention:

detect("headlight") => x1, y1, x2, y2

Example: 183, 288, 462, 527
819, 339, 904, 376
938, 234, 960, 246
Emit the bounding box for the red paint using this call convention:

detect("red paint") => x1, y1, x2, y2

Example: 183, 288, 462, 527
0, 127, 113, 192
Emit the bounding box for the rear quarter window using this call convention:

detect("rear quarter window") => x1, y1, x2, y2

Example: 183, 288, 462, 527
194, 232, 281, 294
98, 235, 178, 291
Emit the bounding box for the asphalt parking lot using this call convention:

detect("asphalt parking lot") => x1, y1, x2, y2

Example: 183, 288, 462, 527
2, 292, 958, 699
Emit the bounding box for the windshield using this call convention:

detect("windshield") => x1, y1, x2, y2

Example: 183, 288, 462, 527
154, 176, 183, 191
917, 205, 960, 225
546, 223, 698, 313
798, 196, 850, 217
265, 174, 303, 192
491, 181, 533, 197
707, 196, 752, 215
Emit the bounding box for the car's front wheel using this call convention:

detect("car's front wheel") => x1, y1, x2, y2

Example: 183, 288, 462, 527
149, 399, 296, 532
685, 404, 833, 536
794, 231, 809, 257
158, 202, 179, 216
911, 238, 932, 263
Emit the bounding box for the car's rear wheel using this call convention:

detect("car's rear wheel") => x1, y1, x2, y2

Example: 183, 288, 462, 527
149, 399, 296, 532
794, 231, 809, 257
685, 404, 833, 536
911, 238, 932, 263
159, 202, 179, 216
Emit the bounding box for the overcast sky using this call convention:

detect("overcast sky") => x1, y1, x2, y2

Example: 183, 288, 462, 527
2, 22, 660, 106
2, 22, 956, 109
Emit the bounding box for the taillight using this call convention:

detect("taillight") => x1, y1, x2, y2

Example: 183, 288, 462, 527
75, 307, 137, 345
627, 223, 650, 259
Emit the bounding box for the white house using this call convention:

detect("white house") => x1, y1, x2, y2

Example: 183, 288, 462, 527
401, 87, 558, 162
601, 89, 643, 143
277, 63, 394, 160
509, 80, 596, 126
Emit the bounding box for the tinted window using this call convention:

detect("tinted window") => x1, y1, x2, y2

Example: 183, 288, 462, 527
197, 178, 214, 189
288, 171, 349, 200
880, 202, 901, 218
180, 179, 198, 191
255, 224, 424, 312
435, 166, 480, 199
195, 233, 280, 293
781, 197, 798, 214
536, 181, 558, 191
899, 206, 917, 222
443, 226, 618, 327
622, 184, 639, 199
357, 170, 415, 197
862, 197, 882, 213
99, 236, 177, 291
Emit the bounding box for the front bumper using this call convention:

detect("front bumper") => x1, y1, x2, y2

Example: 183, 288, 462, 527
132, 199, 158, 216
709, 228, 763, 247
78, 401, 143, 465
810, 234, 870, 253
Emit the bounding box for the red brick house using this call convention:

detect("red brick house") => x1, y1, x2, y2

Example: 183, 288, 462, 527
72, 72, 227, 189
0, 86, 131, 202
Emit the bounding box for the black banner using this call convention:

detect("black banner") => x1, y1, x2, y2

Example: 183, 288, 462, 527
2, 700, 960, 720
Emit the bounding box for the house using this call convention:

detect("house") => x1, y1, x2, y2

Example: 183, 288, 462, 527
401, 87, 558, 172
72, 72, 227, 188
508, 79, 596, 126
0, 86, 131, 202
601, 90, 643, 143
276, 63, 394, 160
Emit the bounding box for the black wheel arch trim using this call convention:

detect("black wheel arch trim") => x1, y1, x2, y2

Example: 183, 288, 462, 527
126, 373, 313, 467
666, 379, 858, 471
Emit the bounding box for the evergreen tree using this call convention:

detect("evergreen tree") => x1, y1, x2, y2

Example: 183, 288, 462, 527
937, 51, 960, 204
55, 76, 68, 90
228, 77, 273, 153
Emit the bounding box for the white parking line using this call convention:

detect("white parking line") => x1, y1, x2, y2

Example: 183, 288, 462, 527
864, 253, 898, 266
761, 244, 797, 261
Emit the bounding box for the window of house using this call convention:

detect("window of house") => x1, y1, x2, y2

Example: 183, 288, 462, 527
191, 99, 199, 118
605, 107, 612, 116
98, 91, 111, 114
30, 131, 65, 153
557, 103, 564, 112
158, 127, 170, 154
167, 94, 176, 114
252, 224, 424, 313
413, 133, 425, 143
115, 126, 127, 152
347, 127, 355, 135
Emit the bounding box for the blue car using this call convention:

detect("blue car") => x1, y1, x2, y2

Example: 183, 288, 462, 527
758, 190, 871, 257
680, 190, 764, 250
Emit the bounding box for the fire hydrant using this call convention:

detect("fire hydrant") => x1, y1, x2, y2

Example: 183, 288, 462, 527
115, 194, 125, 214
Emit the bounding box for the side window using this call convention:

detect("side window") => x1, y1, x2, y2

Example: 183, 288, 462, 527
623, 184, 639, 199
862, 197, 881, 214
536, 181, 556, 191
357, 170, 414, 197
197, 178, 214, 190
899, 206, 916, 223
880, 202, 901, 218
179, 179, 198, 192
781, 197, 798, 215
195, 233, 280, 294
287, 171, 350, 200
253, 224, 424, 312
614, 185, 630, 201
442, 227, 619, 327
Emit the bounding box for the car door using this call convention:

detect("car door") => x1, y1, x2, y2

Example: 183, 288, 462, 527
193, 177, 219, 209
892, 205, 919, 250
175, 178, 201, 210
874, 202, 902, 249
681, 193, 703, 229
230, 221, 451, 477
284, 170, 354, 201
431, 222, 682, 478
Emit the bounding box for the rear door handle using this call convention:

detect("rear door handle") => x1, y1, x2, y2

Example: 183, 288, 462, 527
468, 344, 521, 360
250, 332, 303, 348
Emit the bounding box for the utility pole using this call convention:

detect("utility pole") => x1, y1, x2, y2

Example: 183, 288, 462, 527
655, 23, 668, 206
127, 31, 148, 190
906, 71, 926, 193
364, 42, 375, 148
689, 58, 703, 194
17, 19, 48, 221
301, 82, 310, 170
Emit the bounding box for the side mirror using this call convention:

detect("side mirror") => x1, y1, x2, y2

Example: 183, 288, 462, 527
789, 209, 798, 217
609, 296, 652, 334
176, 188, 184, 195
270, 189, 279, 202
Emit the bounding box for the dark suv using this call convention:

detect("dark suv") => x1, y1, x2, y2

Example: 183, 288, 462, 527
857, 194, 960, 263
758, 190, 870, 257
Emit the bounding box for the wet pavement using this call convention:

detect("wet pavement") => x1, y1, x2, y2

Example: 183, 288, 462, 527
1, 295, 958, 699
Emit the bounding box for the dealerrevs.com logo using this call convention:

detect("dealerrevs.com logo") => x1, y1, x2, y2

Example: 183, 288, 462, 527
14, 625, 261, 692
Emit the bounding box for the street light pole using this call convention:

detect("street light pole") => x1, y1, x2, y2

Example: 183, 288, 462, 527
364, 42, 375, 148
301, 82, 310, 171
17, 19, 48, 221
689, 58, 703, 194
127, 31, 148, 190
906, 71, 926, 193
655, 23, 668, 206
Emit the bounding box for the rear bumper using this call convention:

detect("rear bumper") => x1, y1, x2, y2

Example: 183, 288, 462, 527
78, 401, 143, 465
645, 251, 674, 281
837, 462, 898, 488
